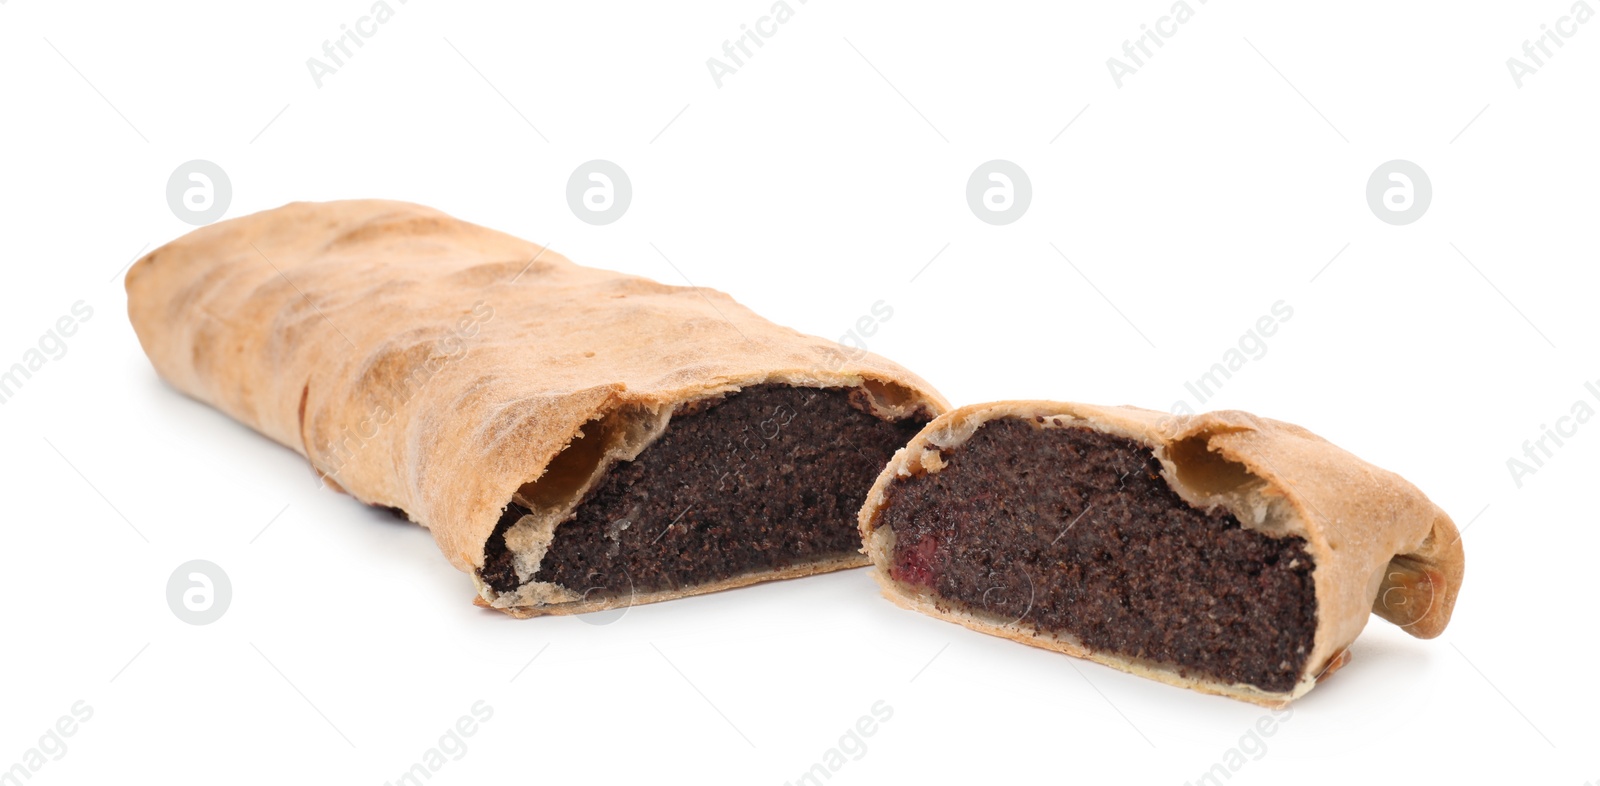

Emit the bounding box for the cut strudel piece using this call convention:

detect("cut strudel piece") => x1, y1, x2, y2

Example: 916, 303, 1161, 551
126, 199, 945, 616
858, 401, 1463, 706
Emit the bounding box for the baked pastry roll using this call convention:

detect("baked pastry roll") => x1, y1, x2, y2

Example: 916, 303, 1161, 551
858, 401, 1464, 706
126, 200, 946, 616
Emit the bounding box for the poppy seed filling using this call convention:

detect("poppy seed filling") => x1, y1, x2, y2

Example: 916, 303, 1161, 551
878, 418, 1318, 693
480, 385, 927, 600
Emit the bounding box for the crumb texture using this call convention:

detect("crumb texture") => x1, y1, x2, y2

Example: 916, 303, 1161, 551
880, 418, 1317, 693
482, 385, 925, 596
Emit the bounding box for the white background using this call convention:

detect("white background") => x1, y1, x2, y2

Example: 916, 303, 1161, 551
2, 1, 1596, 783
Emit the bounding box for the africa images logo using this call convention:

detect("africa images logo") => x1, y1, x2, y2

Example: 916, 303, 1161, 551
0, 302, 94, 407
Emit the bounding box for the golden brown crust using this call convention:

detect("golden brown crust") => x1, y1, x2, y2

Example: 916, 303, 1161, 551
858, 400, 1464, 706
126, 199, 947, 614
